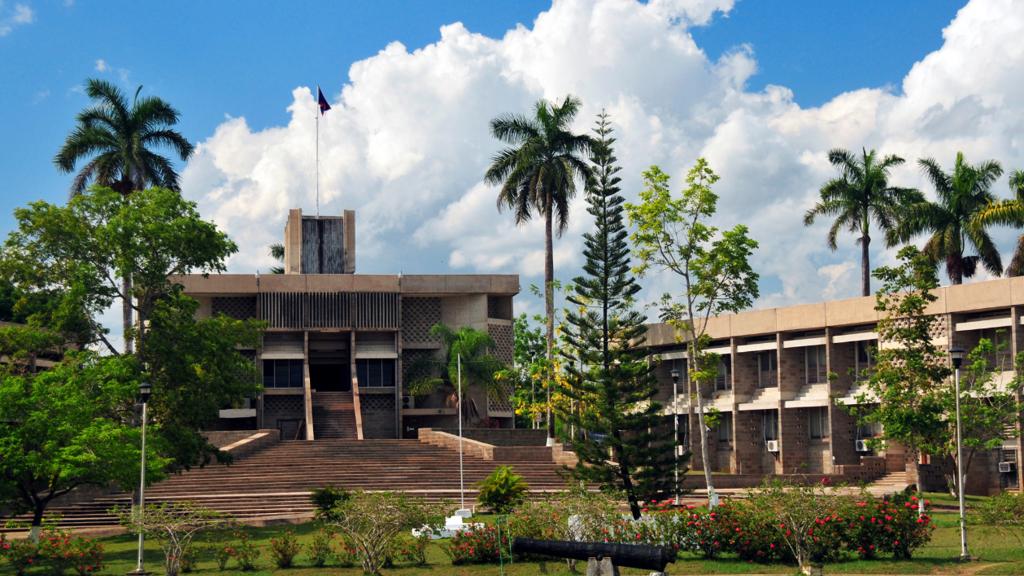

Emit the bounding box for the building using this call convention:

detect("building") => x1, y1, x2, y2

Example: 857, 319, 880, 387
647, 277, 1024, 495
175, 209, 518, 440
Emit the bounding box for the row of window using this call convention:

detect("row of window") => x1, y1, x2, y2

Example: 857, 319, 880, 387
678, 407, 834, 444
262, 358, 396, 388
673, 342, 877, 390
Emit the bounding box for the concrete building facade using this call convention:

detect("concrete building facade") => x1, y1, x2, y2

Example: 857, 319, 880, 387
177, 209, 518, 441
647, 277, 1024, 495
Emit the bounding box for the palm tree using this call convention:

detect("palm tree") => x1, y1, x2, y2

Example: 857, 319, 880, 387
974, 169, 1024, 276
54, 78, 194, 196
404, 325, 506, 424
269, 243, 285, 274
888, 152, 1004, 284
54, 78, 194, 354
484, 95, 593, 441
803, 148, 924, 297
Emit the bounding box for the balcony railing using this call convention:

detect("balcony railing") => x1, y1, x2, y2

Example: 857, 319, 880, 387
759, 370, 778, 388
715, 372, 731, 390
807, 366, 828, 384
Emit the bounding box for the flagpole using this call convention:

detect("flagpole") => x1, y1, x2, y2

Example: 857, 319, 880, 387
315, 86, 320, 218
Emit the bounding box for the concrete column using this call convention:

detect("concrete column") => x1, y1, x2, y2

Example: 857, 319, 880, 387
729, 337, 740, 473
303, 331, 315, 440
351, 331, 364, 440
1012, 306, 1023, 490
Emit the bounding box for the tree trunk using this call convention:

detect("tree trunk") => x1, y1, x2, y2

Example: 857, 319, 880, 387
29, 502, 45, 543
861, 232, 871, 297
692, 350, 715, 497
545, 192, 555, 443
123, 275, 133, 355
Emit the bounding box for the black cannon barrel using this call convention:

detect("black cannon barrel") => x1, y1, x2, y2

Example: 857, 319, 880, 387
511, 537, 670, 572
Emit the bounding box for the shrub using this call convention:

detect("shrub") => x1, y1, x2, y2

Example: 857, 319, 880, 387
304, 527, 335, 568
38, 530, 77, 576
232, 532, 260, 571
673, 505, 736, 559
474, 466, 530, 513
974, 490, 1023, 526
310, 485, 350, 520
335, 535, 360, 568
870, 492, 932, 559
742, 479, 852, 567
443, 525, 504, 565
213, 541, 233, 571
324, 490, 447, 574
179, 544, 199, 574
112, 501, 228, 576
267, 531, 300, 568
4, 538, 37, 576
394, 531, 431, 566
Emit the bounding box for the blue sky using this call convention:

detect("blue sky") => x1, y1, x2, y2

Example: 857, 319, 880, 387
3, 0, 1021, 328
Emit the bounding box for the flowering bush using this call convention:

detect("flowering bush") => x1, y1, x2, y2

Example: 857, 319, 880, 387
178, 544, 198, 574
113, 501, 228, 576
232, 532, 260, 571
213, 541, 233, 571
267, 531, 300, 568
3, 538, 38, 576
673, 505, 736, 559
443, 525, 505, 565
335, 535, 361, 568
38, 531, 78, 576
304, 527, 335, 568
393, 532, 431, 566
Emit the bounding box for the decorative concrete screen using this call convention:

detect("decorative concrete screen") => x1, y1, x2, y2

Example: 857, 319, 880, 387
487, 322, 514, 416
212, 297, 256, 320
260, 292, 399, 329
402, 297, 441, 345
487, 295, 513, 320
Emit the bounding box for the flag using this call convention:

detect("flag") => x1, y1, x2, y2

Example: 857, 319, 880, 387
317, 86, 331, 116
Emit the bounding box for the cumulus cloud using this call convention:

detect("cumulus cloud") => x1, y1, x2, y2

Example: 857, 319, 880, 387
95, 59, 107, 71
0, 2, 34, 36
181, 0, 1024, 316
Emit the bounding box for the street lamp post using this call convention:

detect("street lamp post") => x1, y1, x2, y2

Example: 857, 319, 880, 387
129, 381, 153, 576
949, 345, 969, 561
670, 367, 680, 506
530, 351, 537, 430
568, 360, 576, 441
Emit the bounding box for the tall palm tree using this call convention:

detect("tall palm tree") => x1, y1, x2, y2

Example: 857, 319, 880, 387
484, 95, 593, 442
974, 169, 1024, 276
54, 78, 194, 197
404, 325, 506, 424
888, 152, 1004, 285
803, 148, 923, 297
54, 78, 194, 353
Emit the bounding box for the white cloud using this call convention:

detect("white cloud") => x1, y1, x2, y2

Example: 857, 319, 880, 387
95, 59, 107, 72
0, 2, 34, 36
181, 0, 1024, 314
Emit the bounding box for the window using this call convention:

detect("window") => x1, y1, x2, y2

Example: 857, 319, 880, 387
262, 359, 304, 388
857, 421, 882, 438
806, 346, 827, 384
717, 412, 733, 443
356, 358, 396, 388
758, 351, 778, 388
678, 418, 689, 448
809, 407, 830, 439
981, 328, 1011, 371
716, 356, 732, 391
763, 410, 778, 440
856, 341, 876, 380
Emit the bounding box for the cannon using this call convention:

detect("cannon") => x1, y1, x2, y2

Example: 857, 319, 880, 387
511, 537, 671, 572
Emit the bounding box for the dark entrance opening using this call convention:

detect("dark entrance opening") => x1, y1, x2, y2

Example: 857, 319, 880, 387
309, 361, 349, 392
308, 333, 350, 392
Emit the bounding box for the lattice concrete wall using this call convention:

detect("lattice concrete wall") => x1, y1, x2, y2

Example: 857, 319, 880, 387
402, 297, 441, 344
401, 349, 435, 389
213, 297, 256, 320
487, 322, 515, 415
487, 296, 513, 320
361, 394, 396, 439
362, 394, 395, 412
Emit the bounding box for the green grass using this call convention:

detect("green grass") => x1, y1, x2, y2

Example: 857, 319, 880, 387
5, 520, 1024, 575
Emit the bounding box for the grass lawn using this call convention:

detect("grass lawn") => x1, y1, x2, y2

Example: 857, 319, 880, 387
7, 520, 1024, 576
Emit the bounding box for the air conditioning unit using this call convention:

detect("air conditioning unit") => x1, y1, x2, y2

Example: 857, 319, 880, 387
1000, 462, 1017, 473
855, 439, 870, 452
401, 395, 415, 410
676, 445, 687, 457
766, 440, 779, 453
919, 454, 931, 466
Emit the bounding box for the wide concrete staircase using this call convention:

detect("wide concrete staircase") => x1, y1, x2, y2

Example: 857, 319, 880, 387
312, 392, 357, 439
9, 439, 570, 530
866, 470, 909, 497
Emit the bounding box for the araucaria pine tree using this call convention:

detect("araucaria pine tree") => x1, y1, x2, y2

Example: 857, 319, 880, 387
561, 112, 681, 519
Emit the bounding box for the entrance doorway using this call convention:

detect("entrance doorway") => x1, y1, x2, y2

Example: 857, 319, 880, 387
308, 333, 350, 392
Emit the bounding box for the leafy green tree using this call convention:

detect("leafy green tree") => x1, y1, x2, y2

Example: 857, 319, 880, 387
404, 325, 506, 423
0, 279, 91, 345
54, 79, 194, 352
485, 95, 593, 441
973, 169, 1024, 276
0, 328, 169, 539
842, 246, 951, 492
803, 148, 924, 296
888, 152, 1004, 284
562, 113, 679, 519
624, 159, 758, 500
473, 465, 530, 513
503, 313, 546, 429
0, 187, 264, 473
